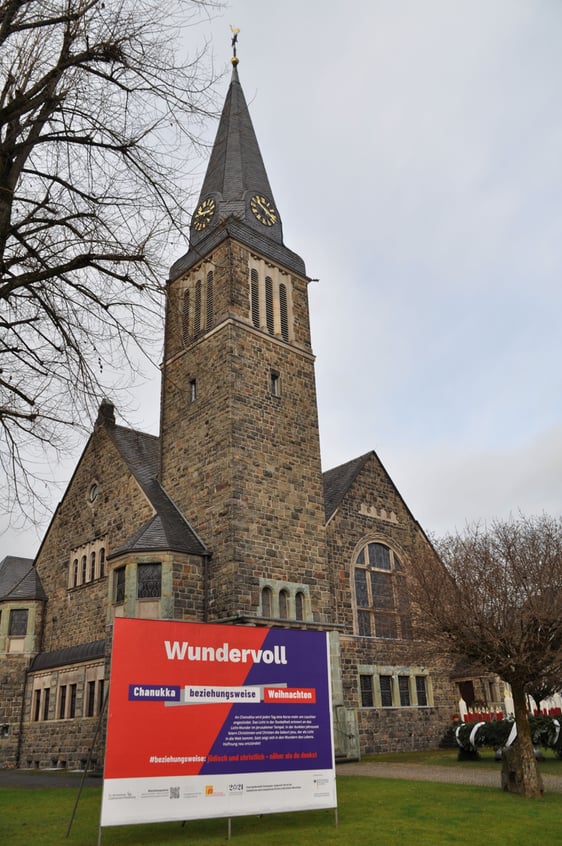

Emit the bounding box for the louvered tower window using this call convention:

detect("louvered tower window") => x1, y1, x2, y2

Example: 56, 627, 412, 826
194, 279, 202, 335
265, 276, 274, 334
279, 283, 289, 342
182, 290, 190, 344
206, 270, 214, 330
251, 268, 260, 327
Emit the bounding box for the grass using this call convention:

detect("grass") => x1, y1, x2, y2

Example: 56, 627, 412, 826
1, 752, 561, 846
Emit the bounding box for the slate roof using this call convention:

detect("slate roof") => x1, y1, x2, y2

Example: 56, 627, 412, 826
106, 423, 208, 558
29, 639, 106, 672
0, 556, 46, 601
323, 453, 372, 522
170, 64, 306, 280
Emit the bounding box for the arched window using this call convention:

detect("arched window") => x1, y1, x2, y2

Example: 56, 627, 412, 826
353, 541, 410, 639
295, 591, 304, 621
261, 586, 272, 617
279, 589, 289, 619
99, 548, 105, 579
81, 555, 87, 585
90, 551, 96, 581
72, 559, 79, 587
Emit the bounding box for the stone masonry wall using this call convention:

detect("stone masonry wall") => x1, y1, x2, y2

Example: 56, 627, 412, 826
325, 452, 456, 753
161, 239, 332, 626
37, 423, 155, 652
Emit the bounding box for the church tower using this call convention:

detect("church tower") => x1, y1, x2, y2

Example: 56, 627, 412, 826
160, 56, 333, 627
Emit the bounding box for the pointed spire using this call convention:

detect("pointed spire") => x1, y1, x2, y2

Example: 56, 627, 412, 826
170, 41, 305, 281
190, 62, 283, 248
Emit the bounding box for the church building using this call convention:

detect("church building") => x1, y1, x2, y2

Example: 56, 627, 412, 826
0, 57, 459, 769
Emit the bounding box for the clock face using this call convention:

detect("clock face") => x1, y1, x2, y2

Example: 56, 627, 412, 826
250, 194, 278, 226
193, 197, 216, 231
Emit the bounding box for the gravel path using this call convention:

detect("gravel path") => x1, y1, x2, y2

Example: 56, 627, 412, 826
336, 760, 562, 792
1, 763, 561, 793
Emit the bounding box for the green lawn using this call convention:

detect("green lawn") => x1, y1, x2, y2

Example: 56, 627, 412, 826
1, 763, 561, 846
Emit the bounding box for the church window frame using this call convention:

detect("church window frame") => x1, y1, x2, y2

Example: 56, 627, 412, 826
359, 674, 374, 707
137, 563, 162, 600
114, 566, 125, 604
279, 588, 289, 619
58, 685, 67, 720
295, 591, 305, 621
358, 665, 433, 709
258, 578, 311, 622
270, 369, 281, 397
68, 684, 77, 719
30, 674, 58, 724
261, 586, 272, 617
68, 537, 108, 588
353, 540, 411, 640
8, 608, 28, 637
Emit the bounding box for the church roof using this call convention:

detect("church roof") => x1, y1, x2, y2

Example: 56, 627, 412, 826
323, 453, 372, 522
170, 63, 306, 280
107, 423, 208, 558
0, 556, 46, 601
29, 638, 106, 672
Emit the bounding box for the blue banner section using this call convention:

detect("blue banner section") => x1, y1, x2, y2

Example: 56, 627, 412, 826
128, 684, 181, 702
201, 629, 333, 774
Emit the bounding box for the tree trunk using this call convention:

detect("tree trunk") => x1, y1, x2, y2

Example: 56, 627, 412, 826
510, 681, 543, 798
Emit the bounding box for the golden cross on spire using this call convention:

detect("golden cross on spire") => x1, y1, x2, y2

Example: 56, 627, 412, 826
230, 25, 240, 66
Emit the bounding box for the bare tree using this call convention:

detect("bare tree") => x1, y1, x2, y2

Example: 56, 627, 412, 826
409, 514, 562, 798
0, 0, 220, 523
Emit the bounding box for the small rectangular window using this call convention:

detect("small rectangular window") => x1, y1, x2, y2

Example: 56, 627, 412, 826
379, 675, 393, 707
398, 676, 411, 706
9, 608, 28, 637
97, 679, 105, 716
415, 675, 428, 707
270, 369, 281, 397
69, 684, 77, 719
137, 563, 162, 599
33, 689, 41, 722
189, 378, 197, 402
86, 680, 96, 717
59, 685, 67, 719
360, 674, 374, 707
114, 567, 125, 603
42, 688, 50, 721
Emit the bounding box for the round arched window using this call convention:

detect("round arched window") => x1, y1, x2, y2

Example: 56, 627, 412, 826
353, 542, 411, 639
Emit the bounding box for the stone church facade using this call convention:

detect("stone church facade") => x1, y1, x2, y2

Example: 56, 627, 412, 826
0, 60, 459, 770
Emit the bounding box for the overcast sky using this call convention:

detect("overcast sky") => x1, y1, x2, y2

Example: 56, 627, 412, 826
3, 0, 562, 557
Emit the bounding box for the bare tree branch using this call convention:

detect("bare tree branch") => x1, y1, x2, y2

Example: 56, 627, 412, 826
0, 0, 223, 523
408, 514, 562, 797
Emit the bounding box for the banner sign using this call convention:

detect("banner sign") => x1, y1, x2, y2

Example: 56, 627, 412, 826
100, 618, 337, 827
